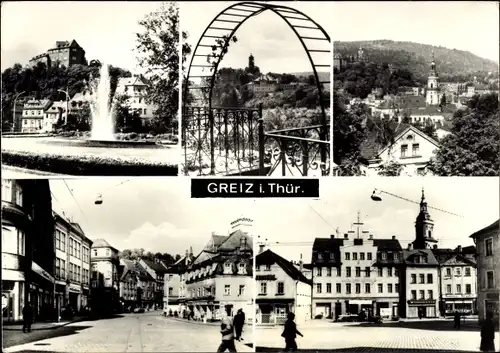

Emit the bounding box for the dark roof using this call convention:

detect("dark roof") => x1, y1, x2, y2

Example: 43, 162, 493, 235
312, 237, 344, 265
256, 249, 312, 285
470, 220, 499, 239
217, 229, 253, 252
142, 259, 168, 274
403, 249, 439, 266
359, 122, 411, 161
374, 239, 402, 251
135, 262, 155, 281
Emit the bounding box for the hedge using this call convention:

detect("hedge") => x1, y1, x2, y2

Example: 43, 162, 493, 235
1, 151, 178, 176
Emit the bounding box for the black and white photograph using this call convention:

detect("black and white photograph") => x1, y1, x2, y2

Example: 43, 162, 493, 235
181, 1, 332, 177
252, 178, 499, 352
332, 1, 499, 176
1, 2, 180, 177
2, 179, 254, 352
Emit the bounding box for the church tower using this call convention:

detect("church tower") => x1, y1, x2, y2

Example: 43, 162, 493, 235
426, 53, 441, 105
413, 188, 438, 249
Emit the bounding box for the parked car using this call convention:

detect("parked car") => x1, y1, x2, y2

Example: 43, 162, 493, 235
337, 314, 359, 322
134, 307, 145, 313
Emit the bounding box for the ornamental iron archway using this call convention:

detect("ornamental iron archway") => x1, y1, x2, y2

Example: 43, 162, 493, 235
183, 1, 331, 176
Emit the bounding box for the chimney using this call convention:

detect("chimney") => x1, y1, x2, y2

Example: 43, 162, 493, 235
369, 234, 374, 240
189, 246, 193, 256
433, 245, 438, 250
258, 244, 265, 254
456, 245, 462, 253
344, 233, 348, 239
392, 235, 396, 240
185, 249, 188, 258
330, 234, 335, 239
299, 254, 303, 272
408, 243, 413, 250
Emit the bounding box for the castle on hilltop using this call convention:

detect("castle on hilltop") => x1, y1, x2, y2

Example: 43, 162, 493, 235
333, 47, 369, 71
29, 40, 87, 68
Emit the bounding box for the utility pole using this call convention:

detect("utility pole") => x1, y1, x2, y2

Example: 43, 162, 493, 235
57, 88, 70, 126
353, 210, 364, 239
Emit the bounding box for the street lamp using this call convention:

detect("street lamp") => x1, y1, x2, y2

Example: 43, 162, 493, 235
370, 188, 462, 218
12, 91, 26, 132
57, 88, 70, 126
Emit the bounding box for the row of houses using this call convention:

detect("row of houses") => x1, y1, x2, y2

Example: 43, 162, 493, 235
11, 76, 156, 133
256, 191, 499, 326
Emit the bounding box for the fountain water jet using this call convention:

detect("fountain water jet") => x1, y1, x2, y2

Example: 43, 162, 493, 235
90, 63, 115, 141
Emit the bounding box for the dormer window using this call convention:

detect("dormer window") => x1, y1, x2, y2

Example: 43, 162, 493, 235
238, 262, 246, 274
329, 253, 334, 260
318, 253, 323, 260
394, 253, 399, 261
381, 253, 387, 260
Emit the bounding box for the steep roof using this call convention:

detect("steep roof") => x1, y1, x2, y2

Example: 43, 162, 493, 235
373, 238, 403, 251
217, 229, 253, 252
142, 258, 168, 274
91, 238, 117, 251
256, 249, 312, 285
376, 124, 439, 158
470, 220, 499, 239
312, 237, 344, 265
403, 249, 439, 266
135, 262, 155, 281
359, 122, 411, 161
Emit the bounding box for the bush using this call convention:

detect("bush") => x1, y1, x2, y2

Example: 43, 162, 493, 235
1, 151, 178, 176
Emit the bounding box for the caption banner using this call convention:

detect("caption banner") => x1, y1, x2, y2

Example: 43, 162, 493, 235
191, 178, 319, 198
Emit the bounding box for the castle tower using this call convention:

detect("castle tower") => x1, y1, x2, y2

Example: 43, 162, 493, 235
357, 47, 366, 62
413, 188, 438, 249
426, 52, 441, 105
248, 54, 255, 70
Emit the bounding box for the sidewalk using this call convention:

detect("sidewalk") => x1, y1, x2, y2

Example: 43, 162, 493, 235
3, 316, 87, 331
166, 316, 220, 326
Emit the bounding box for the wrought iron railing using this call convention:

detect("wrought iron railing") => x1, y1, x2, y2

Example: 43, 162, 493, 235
183, 106, 261, 176
263, 124, 330, 176
183, 107, 330, 176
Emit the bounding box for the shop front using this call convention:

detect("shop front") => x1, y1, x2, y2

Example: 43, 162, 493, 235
444, 297, 476, 316
69, 283, 82, 312
484, 292, 499, 323
256, 298, 294, 325
2, 274, 25, 322
347, 299, 373, 315
29, 261, 55, 321
406, 299, 437, 318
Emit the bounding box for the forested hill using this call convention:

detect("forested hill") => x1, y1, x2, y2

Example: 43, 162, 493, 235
334, 40, 499, 82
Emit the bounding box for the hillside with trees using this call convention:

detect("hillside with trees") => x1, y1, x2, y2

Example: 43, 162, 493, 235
334, 40, 499, 83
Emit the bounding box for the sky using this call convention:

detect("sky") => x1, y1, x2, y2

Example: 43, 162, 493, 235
48, 178, 257, 258
180, 1, 333, 74
0, 1, 162, 71
332, 1, 500, 63
253, 177, 499, 263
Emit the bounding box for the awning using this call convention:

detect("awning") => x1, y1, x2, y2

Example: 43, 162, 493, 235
256, 298, 294, 304
32, 262, 55, 283
348, 300, 372, 305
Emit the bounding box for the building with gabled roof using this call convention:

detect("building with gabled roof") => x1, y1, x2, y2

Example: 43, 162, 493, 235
138, 258, 169, 309
90, 238, 119, 289
361, 124, 440, 176
256, 248, 312, 325
180, 219, 254, 322
29, 40, 87, 68
311, 213, 404, 320
115, 75, 156, 121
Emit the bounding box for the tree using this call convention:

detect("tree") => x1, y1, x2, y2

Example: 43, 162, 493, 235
136, 2, 180, 130
377, 159, 403, 176
440, 93, 447, 108
114, 94, 143, 132
428, 93, 499, 176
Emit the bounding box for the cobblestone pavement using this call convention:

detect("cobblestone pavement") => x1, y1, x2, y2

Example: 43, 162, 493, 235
4, 312, 253, 352
256, 321, 500, 352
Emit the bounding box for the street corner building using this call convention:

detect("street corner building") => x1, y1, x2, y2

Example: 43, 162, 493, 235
167, 218, 254, 323
2, 179, 56, 322
310, 191, 480, 320
255, 247, 312, 326
470, 219, 500, 325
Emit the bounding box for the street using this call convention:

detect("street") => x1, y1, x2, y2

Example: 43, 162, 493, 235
4, 312, 253, 352
256, 320, 500, 352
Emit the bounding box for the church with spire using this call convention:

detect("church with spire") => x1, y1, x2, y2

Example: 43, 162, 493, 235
425, 53, 442, 106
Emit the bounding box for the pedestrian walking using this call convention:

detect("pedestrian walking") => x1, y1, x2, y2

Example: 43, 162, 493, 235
418, 308, 423, 320
453, 311, 461, 329
233, 309, 245, 341
281, 312, 303, 352
480, 311, 496, 352
22, 302, 33, 333
217, 311, 236, 352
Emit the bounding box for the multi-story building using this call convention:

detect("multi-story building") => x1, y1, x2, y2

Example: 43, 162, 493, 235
255, 247, 312, 325
135, 261, 156, 309
90, 239, 119, 289
53, 213, 92, 313
311, 216, 403, 320
470, 219, 499, 324
1, 180, 55, 322
115, 76, 156, 121
43, 102, 64, 132
164, 249, 194, 315
29, 40, 87, 68
118, 258, 138, 309
183, 219, 253, 322
21, 99, 52, 133
433, 245, 477, 316
400, 190, 440, 318
139, 258, 169, 309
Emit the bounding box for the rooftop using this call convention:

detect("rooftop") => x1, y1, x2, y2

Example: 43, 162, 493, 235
256, 249, 312, 285
91, 238, 118, 251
